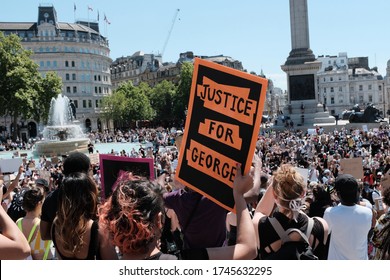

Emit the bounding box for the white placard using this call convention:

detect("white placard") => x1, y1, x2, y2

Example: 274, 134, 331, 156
0, 158, 23, 173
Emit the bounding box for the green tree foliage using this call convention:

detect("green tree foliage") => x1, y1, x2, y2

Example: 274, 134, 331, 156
0, 32, 61, 140
101, 81, 153, 127
35, 72, 63, 124
174, 62, 194, 120
149, 80, 176, 123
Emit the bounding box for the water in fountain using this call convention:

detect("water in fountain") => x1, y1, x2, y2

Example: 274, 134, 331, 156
34, 94, 89, 156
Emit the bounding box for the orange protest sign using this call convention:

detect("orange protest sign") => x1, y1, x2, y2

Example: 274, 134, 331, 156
176, 58, 268, 212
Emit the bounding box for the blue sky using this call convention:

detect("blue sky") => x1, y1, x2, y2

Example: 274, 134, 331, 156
1, 0, 389, 91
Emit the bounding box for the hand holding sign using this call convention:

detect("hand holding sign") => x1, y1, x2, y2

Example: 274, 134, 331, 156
233, 163, 253, 196
176, 58, 267, 212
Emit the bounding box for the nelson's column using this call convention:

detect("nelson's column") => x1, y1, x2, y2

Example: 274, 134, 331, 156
281, 0, 334, 126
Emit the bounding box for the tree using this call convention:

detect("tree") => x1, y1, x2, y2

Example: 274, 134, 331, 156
174, 62, 194, 121
0, 32, 62, 141
101, 89, 129, 127
34, 72, 63, 124
149, 80, 176, 124
101, 81, 154, 128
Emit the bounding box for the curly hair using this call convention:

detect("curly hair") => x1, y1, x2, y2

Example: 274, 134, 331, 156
99, 176, 165, 255
22, 187, 44, 212
376, 222, 390, 259
272, 164, 306, 220
382, 182, 390, 207
54, 172, 98, 256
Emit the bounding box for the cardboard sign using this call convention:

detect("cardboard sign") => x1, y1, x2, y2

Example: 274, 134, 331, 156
176, 58, 267, 212
99, 154, 155, 199
340, 158, 364, 179
295, 167, 309, 183
89, 154, 100, 165
51, 156, 59, 165
39, 170, 51, 184
0, 158, 23, 173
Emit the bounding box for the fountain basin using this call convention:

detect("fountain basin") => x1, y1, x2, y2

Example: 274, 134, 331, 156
34, 138, 89, 156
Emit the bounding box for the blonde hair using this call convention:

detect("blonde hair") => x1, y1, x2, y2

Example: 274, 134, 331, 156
272, 164, 306, 220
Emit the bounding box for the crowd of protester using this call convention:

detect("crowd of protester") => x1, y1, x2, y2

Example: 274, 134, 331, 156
1, 123, 390, 260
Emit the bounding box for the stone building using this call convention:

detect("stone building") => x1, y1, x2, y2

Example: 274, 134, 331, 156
0, 5, 112, 138
110, 51, 244, 89
317, 53, 384, 117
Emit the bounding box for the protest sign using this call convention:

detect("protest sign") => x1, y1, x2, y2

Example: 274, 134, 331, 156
340, 157, 364, 179
307, 128, 317, 136
295, 167, 309, 183
99, 154, 155, 199
89, 153, 99, 165
176, 58, 267, 212
0, 158, 23, 173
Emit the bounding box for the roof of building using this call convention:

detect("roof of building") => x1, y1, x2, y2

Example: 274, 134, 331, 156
0, 22, 36, 30
0, 21, 98, 35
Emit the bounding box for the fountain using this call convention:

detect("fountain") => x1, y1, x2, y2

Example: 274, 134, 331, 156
34, 94, 89, 156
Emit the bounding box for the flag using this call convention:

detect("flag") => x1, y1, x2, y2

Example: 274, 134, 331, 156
104, 14, 111, 24
88, 5, 93, 11
97, 10, 99, 21
74, 3, 76, 12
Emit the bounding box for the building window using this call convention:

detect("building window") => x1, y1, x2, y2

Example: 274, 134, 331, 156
339, 86, 342, 92
359, 96, 364, 103
83, 100, 87, 108
53, 61, 57, 68
99, 87, 102, 94
72, 61, 75, 67
40, 61, 44, 68
88, 100, 92, 108
330, 87, 334, 93
95, 100, 99, 108
369, 95, 373, 102
73, 100, 78, 108
379, 85, 382, 91
73, 86, 77, 93
46, 61, 51, 67
66, 86, 71, 93
359, 85, 363, 91
72, 74, 76, 80
331, 97, 335, 104
368, 85, 372, 90
65, 61, 69, 67
66, 74, 70, 80
95, 87, 98, 94
330, 77, 333, 82
350, 86, 354, 92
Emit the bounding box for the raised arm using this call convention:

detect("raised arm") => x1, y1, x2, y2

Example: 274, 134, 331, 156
206, 163, 257, 260
252, 176, 275, 248
3, 165, 24, 199
0, 189, 30, 259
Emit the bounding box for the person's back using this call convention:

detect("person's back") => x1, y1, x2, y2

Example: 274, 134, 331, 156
324, 174, 372, 260
16, 187, 52, 260
51, 172, 117, 260
40, 152, 91, 240
164, 188, 227, 249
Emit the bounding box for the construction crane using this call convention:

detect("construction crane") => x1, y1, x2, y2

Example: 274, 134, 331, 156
161, 8, 180, 58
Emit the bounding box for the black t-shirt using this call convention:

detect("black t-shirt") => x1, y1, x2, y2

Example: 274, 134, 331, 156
7, 188, 28, 222
41, 188, 59, 224
258, 212, 327, 260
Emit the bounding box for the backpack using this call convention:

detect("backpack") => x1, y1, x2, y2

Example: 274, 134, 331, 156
7, 188, 27, 222
361, 186, 379, 206
265, 216, 318, 260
